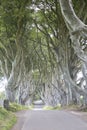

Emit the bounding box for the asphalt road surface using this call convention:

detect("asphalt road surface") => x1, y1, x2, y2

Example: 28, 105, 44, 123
12, 110, 87, 130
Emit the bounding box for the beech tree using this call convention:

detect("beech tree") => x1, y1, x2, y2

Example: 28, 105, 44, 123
0, 0, 87, 106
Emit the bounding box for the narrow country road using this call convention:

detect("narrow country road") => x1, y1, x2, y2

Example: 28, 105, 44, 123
12, 110, 87, 130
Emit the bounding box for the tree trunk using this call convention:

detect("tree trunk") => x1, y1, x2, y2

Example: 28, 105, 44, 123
5, 49, 22, 102
59, 0, 87, 105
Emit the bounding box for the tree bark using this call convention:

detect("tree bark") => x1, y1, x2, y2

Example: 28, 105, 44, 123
5, 49, 22, 102
59, 0, 87, 32
59, 0, 87, 103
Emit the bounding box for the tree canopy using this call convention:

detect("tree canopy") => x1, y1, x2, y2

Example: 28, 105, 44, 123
0, 0, 87, 106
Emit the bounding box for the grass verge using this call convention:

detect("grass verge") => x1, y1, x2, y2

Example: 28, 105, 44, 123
8, 102, 30, 112
0, 107, 17, 130
0, 102, 31, 130
43, 105, 54, 110
43, 104, 87, 111
43, 104, 62, 110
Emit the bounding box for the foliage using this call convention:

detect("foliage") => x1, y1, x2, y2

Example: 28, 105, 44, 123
0, 0, 87, 106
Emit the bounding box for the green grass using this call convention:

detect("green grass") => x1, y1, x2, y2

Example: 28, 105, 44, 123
8, 102, 29, 112
43, 104, 62, 110
0, 102, 31, 130
43, 105, 54, 110
0, 107, 17, 130
28, 105, 34, 110
43, 104, 87, 111
53, 104, 62, 110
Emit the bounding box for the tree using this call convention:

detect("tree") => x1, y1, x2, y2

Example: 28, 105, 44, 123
59, 0, 87, 105
0, 0, 87, 107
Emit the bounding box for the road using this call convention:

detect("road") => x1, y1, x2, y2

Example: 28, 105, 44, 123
12, 109, 87, 130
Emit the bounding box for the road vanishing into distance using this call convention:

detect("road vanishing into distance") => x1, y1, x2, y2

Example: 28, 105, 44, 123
12, 109, 87, 130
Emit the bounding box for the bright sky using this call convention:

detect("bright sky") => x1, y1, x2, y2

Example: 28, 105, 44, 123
0, 78, 7, 92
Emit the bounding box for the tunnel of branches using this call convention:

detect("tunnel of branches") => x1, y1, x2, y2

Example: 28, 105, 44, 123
0, 0, 87, 107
